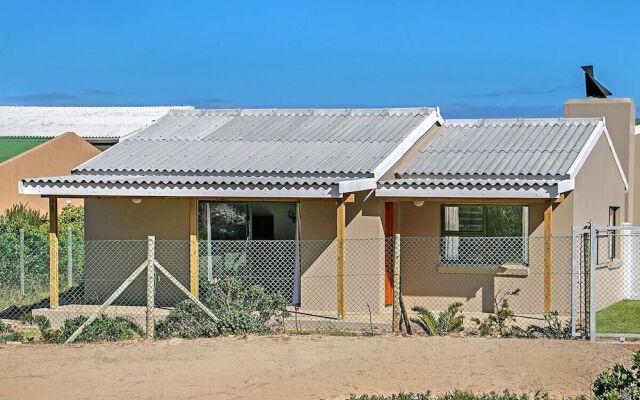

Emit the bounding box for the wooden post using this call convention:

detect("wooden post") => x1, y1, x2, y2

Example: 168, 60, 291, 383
146, 236, 156, 339
189, 199, 199, 297
336, 198, 346, 318
49, 197, 59, 308
392, 234, 401, 332
544, 200, 553, 313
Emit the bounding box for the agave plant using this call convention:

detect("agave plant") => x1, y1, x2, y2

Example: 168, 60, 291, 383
411, 302, 464, 336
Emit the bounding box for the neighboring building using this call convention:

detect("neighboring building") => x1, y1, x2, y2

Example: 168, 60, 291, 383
0, 133, 100, 213
0, 106, 192, 214
21, 102, 633, 317
0, 106, 193, 150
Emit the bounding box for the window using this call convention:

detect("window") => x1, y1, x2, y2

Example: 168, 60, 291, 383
441, 205, 529, 265
608, 206, 620, 259
198, 202, 297, 241
197, 201, 301, 305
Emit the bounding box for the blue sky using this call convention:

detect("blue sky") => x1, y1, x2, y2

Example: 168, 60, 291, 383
0, 1, 638, 118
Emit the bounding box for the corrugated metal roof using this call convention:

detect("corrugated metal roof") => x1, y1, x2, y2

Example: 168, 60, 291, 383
76, 108, 437, 175
0, 106, 193, 139
395, 118, 601, 181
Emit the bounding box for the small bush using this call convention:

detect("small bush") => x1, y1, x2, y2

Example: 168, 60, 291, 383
411, 302, 464, 336
55, 315, 143, 343
156, 277, 289, 339
592, 351, 640, 400
0, 319, 26, 343
526, 312, 571, 339
0, 319, 10, 334
347, 390, 554, 400
30, 315, 59, 342
472, 289, 525, 338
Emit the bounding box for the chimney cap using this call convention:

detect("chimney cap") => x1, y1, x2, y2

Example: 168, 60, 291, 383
581, 65, 612, 98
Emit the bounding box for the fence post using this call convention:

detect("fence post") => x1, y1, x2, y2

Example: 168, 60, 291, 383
589, 222, 597, 342
146, 236, 156, 339
336, 199, 346, 319
570, 226, 577, 337
67, 227, 73, 288
206, 202, 213, 282
392, 234, 401, 333
19, 229, 25, 296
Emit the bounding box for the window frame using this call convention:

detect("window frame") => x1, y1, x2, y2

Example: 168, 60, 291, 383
608, 206, 620, 260
439, 204, 530, 266
440, 204, 529, 238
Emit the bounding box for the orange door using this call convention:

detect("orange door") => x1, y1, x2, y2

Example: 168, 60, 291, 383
384, 202, 394, 306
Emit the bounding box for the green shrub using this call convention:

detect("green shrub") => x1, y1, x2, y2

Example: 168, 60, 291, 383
0, 203, 47, 234
0, 319, 10, 334
526, 312, 571, 339
592, 351, 640, 400
411, 302, 464, 336
472, 289, 525, 337
347, 390, 554, 400
30, 315, 59, 342
55, 315, 143, 343
0, 204, 84, 300
156, 277, 289, 339
0, 319, 26, 343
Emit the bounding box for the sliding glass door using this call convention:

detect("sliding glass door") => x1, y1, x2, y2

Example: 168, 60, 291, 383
198, 202, 301, 304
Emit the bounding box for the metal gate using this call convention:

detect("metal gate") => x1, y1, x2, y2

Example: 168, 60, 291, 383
573, 223, 640, 341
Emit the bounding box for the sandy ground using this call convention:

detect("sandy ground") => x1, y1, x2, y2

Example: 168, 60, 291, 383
0, 335, 635, 400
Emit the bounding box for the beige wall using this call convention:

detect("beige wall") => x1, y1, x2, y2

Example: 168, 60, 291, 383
84, 198, 190, 306
572, 134, 626, 227
564, 98, 635, 222
572, 134, 628, 310
298, 192, 387, 313
0, 132, 100, 215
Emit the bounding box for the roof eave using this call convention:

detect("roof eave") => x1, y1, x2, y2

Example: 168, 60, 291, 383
375, 181, 572, 199
19, 180, 341, 198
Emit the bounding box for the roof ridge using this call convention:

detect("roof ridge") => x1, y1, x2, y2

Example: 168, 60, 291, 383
167, 107, 436, 117
444, 117, 601, 127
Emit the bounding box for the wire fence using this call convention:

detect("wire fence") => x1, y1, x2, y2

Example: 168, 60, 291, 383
1, 232, 639, 342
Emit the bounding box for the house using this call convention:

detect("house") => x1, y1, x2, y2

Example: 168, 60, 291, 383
19, 99, 635, 321
0, 133, 100, 214
0, 106, 192, 214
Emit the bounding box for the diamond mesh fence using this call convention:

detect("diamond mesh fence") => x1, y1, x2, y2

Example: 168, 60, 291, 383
2, 231, 638, 342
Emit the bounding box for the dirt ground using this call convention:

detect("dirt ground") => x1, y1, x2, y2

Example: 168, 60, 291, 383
0, 335, 635, 400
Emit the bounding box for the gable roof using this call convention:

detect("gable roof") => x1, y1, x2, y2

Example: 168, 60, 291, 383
0, 106, 193, 141
21, 108, 442, 198
378, 117, 627, 198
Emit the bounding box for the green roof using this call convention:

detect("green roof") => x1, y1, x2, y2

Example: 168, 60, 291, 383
0, 137, 50, 163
